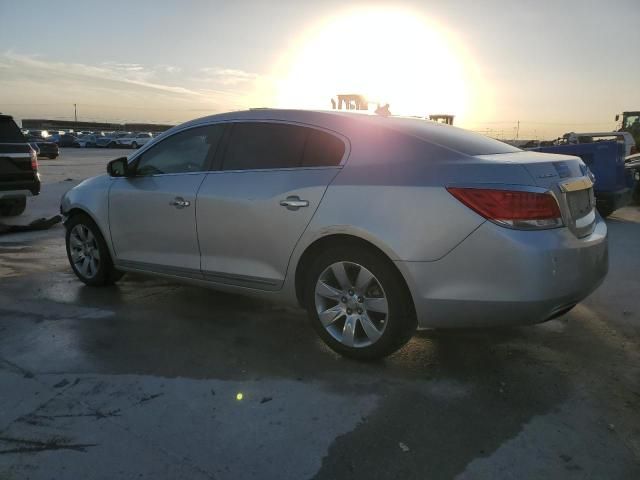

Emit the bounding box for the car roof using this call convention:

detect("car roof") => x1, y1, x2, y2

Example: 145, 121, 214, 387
179, 109, 520, 156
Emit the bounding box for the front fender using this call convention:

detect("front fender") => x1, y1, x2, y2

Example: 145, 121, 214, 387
61, 174, 115, 258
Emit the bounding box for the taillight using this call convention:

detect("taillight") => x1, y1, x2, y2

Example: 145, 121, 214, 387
447, 187, 563, 229
30, 148, 38, 171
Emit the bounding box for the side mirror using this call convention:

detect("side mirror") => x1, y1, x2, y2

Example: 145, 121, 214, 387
107, 157, 129, 177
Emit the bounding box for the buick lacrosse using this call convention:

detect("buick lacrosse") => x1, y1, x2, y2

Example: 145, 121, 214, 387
61, 109, 608, 359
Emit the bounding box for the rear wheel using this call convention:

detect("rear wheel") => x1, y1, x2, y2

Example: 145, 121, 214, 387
131, 141, 138, 149
0, 196, 27, 217
303, 245, 416, 360
48, 154, 58, 159
65, 214, 124, 286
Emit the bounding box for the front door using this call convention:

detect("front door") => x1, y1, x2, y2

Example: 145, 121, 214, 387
109, 124, 224, 276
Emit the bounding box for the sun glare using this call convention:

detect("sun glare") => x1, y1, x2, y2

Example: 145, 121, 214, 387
274, 8, 484, 122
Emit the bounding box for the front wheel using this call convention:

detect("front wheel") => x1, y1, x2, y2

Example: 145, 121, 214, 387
304, 245, 416, 360
65, 214, 124, 286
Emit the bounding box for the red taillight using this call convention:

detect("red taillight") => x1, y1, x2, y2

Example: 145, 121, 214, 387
447, 187, 563, 229
30, 149, 38, 171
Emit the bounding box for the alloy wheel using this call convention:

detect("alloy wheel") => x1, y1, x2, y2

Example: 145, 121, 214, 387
69, 224, 100, 279
315, 261, 388, 348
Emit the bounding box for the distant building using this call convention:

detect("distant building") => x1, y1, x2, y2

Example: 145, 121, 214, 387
20, 118, 174, 133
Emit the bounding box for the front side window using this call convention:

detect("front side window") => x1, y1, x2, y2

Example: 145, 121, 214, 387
222, 122, 345, 171
135, 125, 224, 176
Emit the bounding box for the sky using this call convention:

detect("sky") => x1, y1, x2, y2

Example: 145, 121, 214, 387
0, 0, 638, 139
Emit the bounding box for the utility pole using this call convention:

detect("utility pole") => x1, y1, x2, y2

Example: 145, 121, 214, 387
74, 103, 78, 129
516, 120, 520, 140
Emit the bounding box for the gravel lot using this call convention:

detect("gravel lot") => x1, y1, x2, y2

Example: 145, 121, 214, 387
1, 148, 639, 479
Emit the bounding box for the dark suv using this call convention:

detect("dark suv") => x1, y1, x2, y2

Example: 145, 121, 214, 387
0, 114, 40, 216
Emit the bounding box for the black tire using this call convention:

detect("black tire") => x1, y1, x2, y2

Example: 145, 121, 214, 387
131, 142, 138, 149
0, 197, 27, 217
303, 245, 416, 360
48, 154, 58, 159
631, 185, 640, 205
596, 204, 615, 218
65, 213, 124, 286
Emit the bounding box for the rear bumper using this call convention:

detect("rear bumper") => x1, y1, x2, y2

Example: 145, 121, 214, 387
0, 189, 33, 200
398, 218, 608, 328
0, 178, 40, 196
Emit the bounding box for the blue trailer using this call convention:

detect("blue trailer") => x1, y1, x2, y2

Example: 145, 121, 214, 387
528, 141, 636, 217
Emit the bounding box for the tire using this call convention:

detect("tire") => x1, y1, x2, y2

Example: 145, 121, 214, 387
65, 213, 124, 286
303, 245, 416, 360
0, 196, 27, 217
131, 142, 138, 149
596, 204, 615, 218
48, 154, 58, 159
631, 184, 640, 205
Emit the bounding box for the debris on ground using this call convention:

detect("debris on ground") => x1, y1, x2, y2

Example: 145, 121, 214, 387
399, 442, 410, 452
0, 215, 62, 234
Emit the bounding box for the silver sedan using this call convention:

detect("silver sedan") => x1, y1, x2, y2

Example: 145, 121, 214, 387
61, 109, 608, 359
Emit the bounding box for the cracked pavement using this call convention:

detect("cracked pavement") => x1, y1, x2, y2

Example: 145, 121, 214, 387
0, 150, 639, 479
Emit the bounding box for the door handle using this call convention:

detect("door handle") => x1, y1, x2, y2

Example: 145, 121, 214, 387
170, 197, 191, 209
280, 196, 309, 210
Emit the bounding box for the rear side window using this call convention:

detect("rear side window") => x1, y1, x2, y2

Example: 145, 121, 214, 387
223, 123, 307, 170
222, 122, 345, 171
0, 116, 26, 142
135, 125, 224, 176
302, 129, 345, 167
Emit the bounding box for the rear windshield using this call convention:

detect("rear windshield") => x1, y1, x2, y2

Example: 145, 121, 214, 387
388, 118, 521, 156
0, 116, 26, 143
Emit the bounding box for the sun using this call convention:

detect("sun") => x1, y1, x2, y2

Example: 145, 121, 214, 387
272, 8, 483, 122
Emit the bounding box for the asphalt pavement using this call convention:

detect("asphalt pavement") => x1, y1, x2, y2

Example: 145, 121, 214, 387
0, 149, 638, 479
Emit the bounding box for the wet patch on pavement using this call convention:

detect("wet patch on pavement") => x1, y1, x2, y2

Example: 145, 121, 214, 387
0, 204, 639, 478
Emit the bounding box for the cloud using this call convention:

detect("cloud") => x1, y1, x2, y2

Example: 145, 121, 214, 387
198, 67, 260, 86
0, 51, 257, 123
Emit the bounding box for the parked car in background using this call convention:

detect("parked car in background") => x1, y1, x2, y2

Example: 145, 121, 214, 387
75, 134, 98, 148
26, 135, 59, 159
114, 132, 153, 149
57, 134, 78, 147
1, 114, 40, 216
60, 109, 608, 359
24, 129, 49, 139
46, 133, 61, 143
95, 134, 117, 148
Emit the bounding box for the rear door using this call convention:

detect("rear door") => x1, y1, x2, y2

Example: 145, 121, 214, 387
109, 124, 224, 275
196, 121, 346, 289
